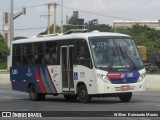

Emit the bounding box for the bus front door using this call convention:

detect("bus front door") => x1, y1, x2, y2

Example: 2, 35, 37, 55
61, 45, 74, 92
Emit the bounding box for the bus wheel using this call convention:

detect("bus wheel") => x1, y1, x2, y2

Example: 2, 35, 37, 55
64, 95, 78, 101
119, 92, 132, 102
78, 84, 91, 103
29, 85, 46, 101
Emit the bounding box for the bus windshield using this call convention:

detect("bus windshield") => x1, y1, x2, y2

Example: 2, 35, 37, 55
89, 37, 144, 71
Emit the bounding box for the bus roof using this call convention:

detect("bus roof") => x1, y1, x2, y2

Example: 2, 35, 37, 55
12, 31, 131, 44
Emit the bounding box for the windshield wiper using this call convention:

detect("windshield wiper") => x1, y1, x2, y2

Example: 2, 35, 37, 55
119, 46, 137, 69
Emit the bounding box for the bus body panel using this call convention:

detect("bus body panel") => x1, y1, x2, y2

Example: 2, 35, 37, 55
10, 66, 58, 94
73, 65, 97, 94
47, 65, 62, 93
95, 68, 146, 94
11, 66, 37, 92
10, 66, 146, 95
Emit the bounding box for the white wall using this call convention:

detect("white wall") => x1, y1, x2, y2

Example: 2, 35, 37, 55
146, 75, 160, 91
0, 73, 10, 85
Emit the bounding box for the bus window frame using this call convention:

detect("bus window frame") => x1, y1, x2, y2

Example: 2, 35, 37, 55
12, 39, 93, 68
75, 39, 93, 69
12, 41, 59, 66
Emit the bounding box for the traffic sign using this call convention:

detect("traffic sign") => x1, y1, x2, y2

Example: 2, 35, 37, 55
3, 25, 10, 31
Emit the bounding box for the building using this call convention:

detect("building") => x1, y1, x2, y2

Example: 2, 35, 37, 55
67, 11, 84, 29
113, 20, 160, 30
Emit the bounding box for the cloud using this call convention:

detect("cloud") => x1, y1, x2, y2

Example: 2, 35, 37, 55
64, 0, 160, 23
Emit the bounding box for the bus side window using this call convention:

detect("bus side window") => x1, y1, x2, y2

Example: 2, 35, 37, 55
12, 44, 22, 66
34, 54, 45, 65
76, 40, 92, 68
35, 43, 44, 54
23, 55, 34, 65
13, 56, 22, 65
45, 42, 57, 65
34, 42, 45, 65
23, 44, 34, 65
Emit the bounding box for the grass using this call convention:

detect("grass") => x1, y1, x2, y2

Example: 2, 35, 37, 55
0, 59, 7, 70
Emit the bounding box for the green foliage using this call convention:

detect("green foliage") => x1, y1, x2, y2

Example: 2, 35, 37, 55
89, 24, 112, 32
0, 34, 9, 58
63, 25, 77, 33
39, 24, 61, 35
114, 24, 160, 60
39, 24, 78, 35
0, 33, 9, 69
0, 59, 7, 69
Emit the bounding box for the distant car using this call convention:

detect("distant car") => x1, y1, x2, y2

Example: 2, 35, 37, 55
144, 63, 159, 73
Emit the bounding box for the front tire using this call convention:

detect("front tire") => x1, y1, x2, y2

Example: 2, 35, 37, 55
119, 92, 132, 102
29, 85, 46, 101
78, 84, 91, 103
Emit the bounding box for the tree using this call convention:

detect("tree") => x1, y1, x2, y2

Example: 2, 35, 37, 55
89, 24, 112, 32
63, 25, 77, 33
0, 34, 9, 58
39, 24, 61, 35
116, 24, 160, 60
0, 33, 9, 69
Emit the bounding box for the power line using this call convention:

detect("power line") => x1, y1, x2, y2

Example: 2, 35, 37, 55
1, 2, 135, 21
0, 27, 47, 31
63, 5, 135, 21
25, 4, 46, 9
0, 3, 46, 12
14, 27, 47, 30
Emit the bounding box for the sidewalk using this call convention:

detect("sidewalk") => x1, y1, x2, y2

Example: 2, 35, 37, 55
0, 73, 10, 85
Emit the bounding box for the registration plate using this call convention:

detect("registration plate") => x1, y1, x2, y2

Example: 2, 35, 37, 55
121, 85, 130, 90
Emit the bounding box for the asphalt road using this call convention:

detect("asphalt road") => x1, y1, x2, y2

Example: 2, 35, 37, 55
0, 85, 160, 120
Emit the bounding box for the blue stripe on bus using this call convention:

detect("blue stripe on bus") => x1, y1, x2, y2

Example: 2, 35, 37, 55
10, 66, 57, 94
45, 67, 57, 93
108, 71, 140, 84
40, 68, 51, 93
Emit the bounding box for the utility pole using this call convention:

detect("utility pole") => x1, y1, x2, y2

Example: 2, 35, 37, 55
10, 0, 14, 48
7, 0, 25, 70
61, 0, 63, 33
47, 3, 52, 34
7, 0, 14, 70
53, 3, 58, 34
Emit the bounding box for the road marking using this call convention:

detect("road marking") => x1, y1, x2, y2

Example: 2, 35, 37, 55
19, 109, 29, 111
156, 105, 160, 107
2, 96, 13, 99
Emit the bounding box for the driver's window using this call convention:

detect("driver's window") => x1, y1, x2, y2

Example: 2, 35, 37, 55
76, 40, 92, 68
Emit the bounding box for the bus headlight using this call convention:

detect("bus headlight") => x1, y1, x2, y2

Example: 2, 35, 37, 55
138, 72, 146, 82
103, 76, 112, 84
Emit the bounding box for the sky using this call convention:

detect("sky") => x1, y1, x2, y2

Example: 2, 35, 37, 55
0, 0, 160, 37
